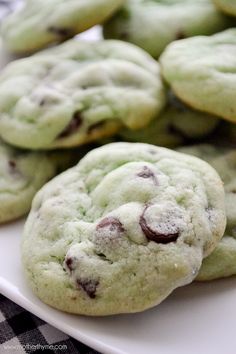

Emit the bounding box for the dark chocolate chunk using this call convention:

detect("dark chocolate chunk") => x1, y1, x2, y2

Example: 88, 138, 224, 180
58, 111, 83, 139
8, 160, 16, 169
139, 206, 179, 244
137, 166, 158, 185
8, 160, 22, 178
48, 26, 73, 38
96, 217, 125, 233
39, 99, 46, 107
65, 257, 75, 272
77, 279, 99, 299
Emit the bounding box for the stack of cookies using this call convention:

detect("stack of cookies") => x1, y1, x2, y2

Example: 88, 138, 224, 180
0, 0, 235, 315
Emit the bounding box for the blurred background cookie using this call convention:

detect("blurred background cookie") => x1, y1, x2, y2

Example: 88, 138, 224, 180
1, 0, 126, 53
103, 0, 233, 58
160, 29, 236, 123
0, 39, 166, 149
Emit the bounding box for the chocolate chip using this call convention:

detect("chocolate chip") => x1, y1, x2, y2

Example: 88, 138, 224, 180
58, 111, 83, 139
139, 206, 180, 244
8, 160, 16, 169
77, 279, 99, 299
39, 99, 46, 106
137, 166, 158, 185
65, 257, 75, 272
8, 160, 22, 177
96, 217, 125, 233
48, 26, 73, 38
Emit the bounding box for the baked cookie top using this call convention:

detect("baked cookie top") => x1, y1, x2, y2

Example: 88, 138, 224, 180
103, 0, 232, 58
0, 39, 165, 149
178, 144, 236, 280
22, 142, 226, 315
1, 0, 125, 53
160, 29, 236, 122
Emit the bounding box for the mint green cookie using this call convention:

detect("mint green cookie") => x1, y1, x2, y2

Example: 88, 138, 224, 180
0, 39, 165, 150
119, 92, 219, 146
22, 143, 226, 315
1, 0, 125, 53
160, 29, 236, 123
103, 0, 232, 58
178, 144, 236, 280
0, 139, 78, 223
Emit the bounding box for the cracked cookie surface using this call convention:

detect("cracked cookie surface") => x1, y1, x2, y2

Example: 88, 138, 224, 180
103, 0, 232, 58
178, 144, 236, 280
0, 39, 165, 150
22, 142, 226, 315
1, 0, 125, 53
160, 29, 236, 123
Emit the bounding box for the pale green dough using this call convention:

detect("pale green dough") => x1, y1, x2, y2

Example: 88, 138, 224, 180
1, 0, 125, 53
0, 39, 165, 150
0, 139, 77, 223
178, 144, 236, 280
22, 142, 226, 315
160, 29, 236, 123
119, 92, 219, 146
213, 0, 236, 17
103, 0, 233, 58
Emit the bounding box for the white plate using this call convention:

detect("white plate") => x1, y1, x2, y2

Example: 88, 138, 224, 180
0, 23, 236, 354
1, 219, 236, 354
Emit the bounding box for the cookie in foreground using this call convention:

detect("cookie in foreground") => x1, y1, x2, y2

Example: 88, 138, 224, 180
21, 143, 226, 315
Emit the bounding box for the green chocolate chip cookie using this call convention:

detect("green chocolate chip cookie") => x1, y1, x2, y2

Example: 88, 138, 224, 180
0, 139, 79, 223
1, 0, 125, 53
22, 142, 226, 315
0, 39, 165, 150
103, 0, 233, 58
160, 29, 236, 123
